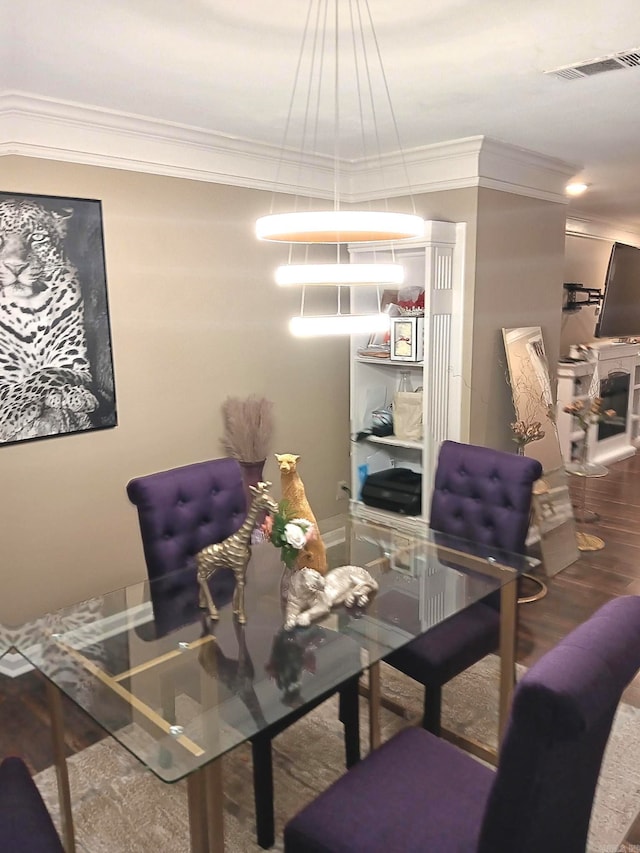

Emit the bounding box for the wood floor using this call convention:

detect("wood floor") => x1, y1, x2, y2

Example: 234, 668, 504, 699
2, 450, 640, 849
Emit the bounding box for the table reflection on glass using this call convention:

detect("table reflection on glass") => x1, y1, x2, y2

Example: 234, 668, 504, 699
16, 515, 533, 853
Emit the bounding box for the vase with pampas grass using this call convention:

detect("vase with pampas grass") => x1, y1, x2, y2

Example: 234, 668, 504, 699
220, 395, 275, 535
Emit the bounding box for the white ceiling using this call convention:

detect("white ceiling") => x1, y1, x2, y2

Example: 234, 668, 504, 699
4, 0, 640, 233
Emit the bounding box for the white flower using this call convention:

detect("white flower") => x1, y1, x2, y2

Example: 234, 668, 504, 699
284, 523, 307, 549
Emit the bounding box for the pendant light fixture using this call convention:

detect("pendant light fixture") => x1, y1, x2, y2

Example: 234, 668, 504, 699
256, 211, 424, 244
256, 0, 424, 335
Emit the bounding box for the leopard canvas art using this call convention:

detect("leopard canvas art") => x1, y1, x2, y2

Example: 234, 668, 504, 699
0, 193, 116, 445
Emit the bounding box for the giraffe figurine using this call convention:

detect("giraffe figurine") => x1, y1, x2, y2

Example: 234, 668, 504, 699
196, 481, 278, 624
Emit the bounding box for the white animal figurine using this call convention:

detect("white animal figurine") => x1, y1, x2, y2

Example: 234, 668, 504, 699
284, 565, 378, 631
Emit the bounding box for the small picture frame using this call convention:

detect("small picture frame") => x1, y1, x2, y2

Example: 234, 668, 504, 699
390, 316, 424, 361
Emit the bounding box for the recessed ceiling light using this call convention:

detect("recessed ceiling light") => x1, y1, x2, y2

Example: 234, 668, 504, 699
566, 182, 589, 196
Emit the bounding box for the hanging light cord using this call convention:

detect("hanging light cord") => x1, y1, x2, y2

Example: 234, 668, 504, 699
361, 0, 417, 216
261, 0, 422, 331
270, 0, 316, 216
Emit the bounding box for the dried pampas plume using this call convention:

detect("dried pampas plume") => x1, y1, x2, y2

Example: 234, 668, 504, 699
220, 395, 274, 463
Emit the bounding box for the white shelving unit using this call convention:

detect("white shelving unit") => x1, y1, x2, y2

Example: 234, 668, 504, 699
347, 221, 467, 526
556, 360, 597, 464
556, 341, 640, 466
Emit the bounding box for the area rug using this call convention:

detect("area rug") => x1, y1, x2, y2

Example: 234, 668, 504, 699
34, 656, 640, 852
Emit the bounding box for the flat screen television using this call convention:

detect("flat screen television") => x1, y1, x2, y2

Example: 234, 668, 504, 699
595, 241, 640, 339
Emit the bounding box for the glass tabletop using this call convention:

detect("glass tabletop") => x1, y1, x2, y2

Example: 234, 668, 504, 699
0, 617, 25, 659
16, 516, 533, 783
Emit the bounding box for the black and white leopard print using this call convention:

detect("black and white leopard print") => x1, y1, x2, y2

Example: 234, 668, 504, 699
2, 597, 108, 708
0, 198, 98, 443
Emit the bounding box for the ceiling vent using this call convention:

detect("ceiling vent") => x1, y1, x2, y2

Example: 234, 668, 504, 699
546, 49, 640, 81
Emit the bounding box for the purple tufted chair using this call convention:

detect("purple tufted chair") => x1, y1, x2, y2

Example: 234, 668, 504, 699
126, 457, 245, 638
0, 756, 64, 852
285, 595, 640, 853
384, 440, 543, 733
127, 457, 361, 849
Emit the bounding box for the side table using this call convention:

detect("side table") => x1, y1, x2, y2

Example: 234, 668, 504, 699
566, 460, 608, 551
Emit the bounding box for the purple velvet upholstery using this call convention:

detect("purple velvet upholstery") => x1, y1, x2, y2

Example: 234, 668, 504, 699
284, 595, 640, 853
430, 440, 543, 553
478, 594, 640, 853
286, 726, 493, 853
0, 757, 64, 852
385, 440, 542, 732
127, 457, 246, 637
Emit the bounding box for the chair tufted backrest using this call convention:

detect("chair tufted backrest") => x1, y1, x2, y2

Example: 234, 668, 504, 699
430, 440, 543, 555
127, 457, 247, 637
478, 595, 640, 853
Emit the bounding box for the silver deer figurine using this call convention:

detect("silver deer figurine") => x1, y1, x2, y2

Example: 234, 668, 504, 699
196, 481, 278, 624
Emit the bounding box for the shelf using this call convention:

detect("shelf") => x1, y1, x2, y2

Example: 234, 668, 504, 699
355, 356, 424, 367
366, 435, 423, 450
350, 500, 427, 531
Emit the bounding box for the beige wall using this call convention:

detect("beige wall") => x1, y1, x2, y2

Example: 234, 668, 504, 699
1, 156, 350, 623
389, 187, 568, 454
0, 157, 569, 623
471, 188, 567, 451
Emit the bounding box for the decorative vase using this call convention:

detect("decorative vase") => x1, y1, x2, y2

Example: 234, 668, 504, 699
239, 458, 266, 500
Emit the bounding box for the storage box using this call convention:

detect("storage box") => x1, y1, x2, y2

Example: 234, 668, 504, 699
390, 316, 424, 361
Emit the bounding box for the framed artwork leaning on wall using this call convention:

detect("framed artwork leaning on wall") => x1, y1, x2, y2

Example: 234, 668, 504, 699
0, 191, 117, 446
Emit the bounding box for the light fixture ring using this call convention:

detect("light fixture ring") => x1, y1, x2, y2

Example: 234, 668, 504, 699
257, 210, 424, 243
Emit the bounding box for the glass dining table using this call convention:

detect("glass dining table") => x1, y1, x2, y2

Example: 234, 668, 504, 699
15, 514, 534, 853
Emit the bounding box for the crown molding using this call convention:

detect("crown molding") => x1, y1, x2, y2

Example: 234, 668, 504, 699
477, 137, 579, 202
349, 136, 578, 204
1, 91, 577, 205
565, 214, 640, 246
0, 91, 336, 196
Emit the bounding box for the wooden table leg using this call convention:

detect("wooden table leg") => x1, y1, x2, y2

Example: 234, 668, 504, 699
204, 759, 225, 850
187, 762, 224, 853
45, 680, 76, 853
187, 768, 210, 852
498, 577, 518, 746
368, 661, 381, 751
199, 655, 225, 852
